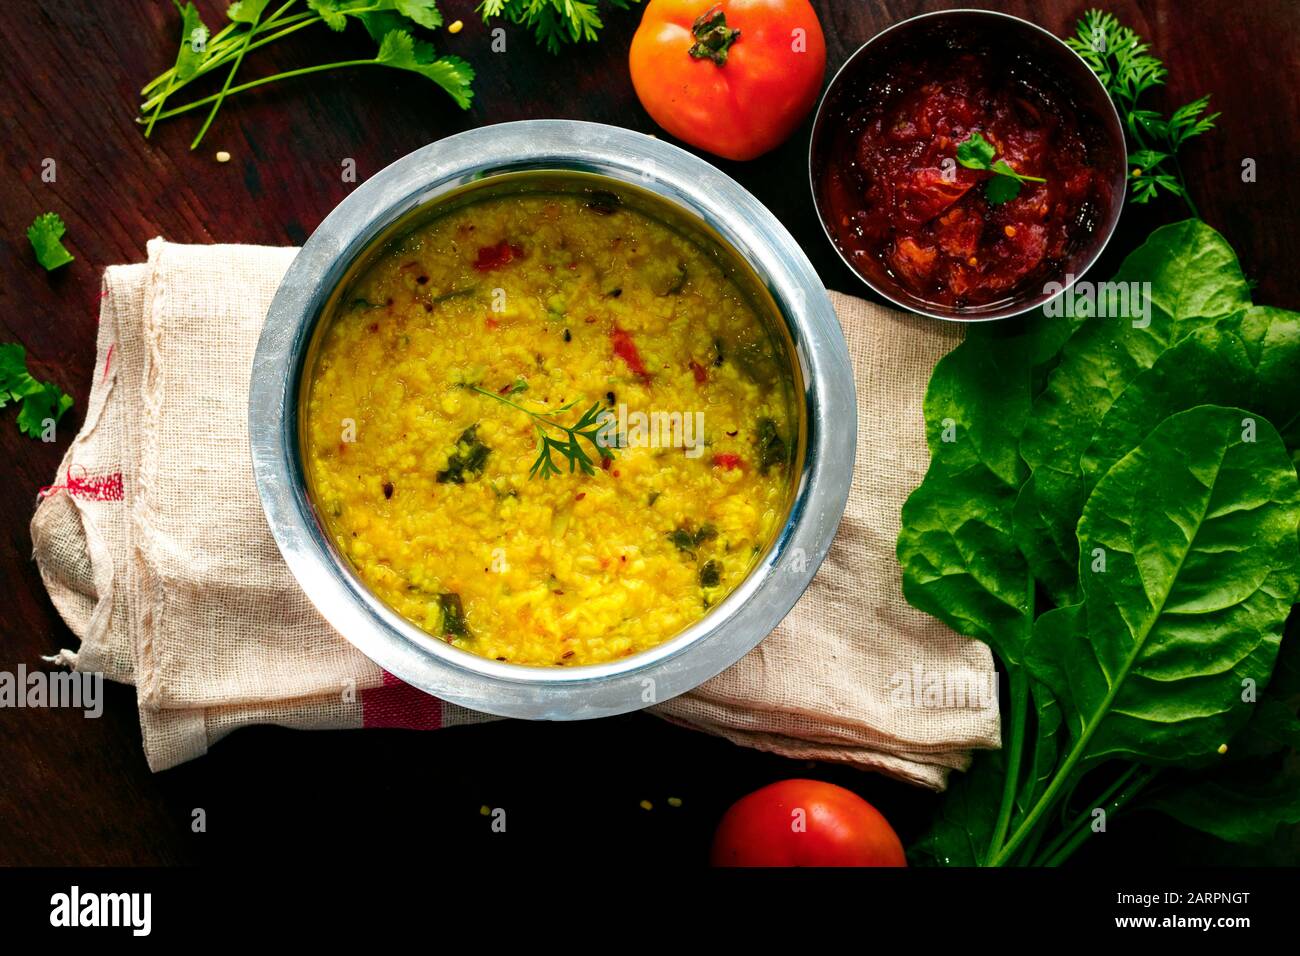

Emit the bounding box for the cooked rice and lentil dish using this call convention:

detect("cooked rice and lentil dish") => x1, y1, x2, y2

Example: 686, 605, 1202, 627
304, 188, 796, 666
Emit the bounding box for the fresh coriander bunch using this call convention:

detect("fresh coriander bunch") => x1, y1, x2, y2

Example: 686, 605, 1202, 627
1066, 9, 1218, 214
139, 0, 474, 149
478, 0, 641, 54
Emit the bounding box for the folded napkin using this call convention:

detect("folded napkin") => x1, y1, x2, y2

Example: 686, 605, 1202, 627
30, 239, 999, 788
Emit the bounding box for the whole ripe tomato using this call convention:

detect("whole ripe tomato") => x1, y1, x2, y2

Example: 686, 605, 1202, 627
629, 0, 827, 161
710, 779, 907, 867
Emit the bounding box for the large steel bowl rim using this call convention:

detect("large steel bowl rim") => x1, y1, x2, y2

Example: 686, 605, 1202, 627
250, 120, 856, 720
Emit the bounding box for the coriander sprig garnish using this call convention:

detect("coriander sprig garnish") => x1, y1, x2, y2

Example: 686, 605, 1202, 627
955, 132, 1047, 205
139, 1, 474, 148
140, 0, 638, 148
1066, 9, 1218, 215
477, 0, 642, 55
469, 386, 614, 479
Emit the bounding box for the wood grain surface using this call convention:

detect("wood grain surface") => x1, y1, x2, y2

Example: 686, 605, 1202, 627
1, 0, 1296, 866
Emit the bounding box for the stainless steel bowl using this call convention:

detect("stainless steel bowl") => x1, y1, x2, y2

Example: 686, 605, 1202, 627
809, 9, 1127, 322
250, 120, 856, 720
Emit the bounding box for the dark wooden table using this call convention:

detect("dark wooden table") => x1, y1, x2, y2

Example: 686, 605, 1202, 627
2, 0, 1296, 866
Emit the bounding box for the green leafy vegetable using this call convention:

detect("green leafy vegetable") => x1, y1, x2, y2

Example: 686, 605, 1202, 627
140, 1, 473, 148
26, 213, 74, 271
1081, 306, 1300, 486
1028, 407, 1298, 769
1016, 219, 1252, 604
1145, 613, 1300, 845
901, 210, 1300, 865
1066, 9, 1219, 214
911, 749, 1006, 866
1146, 761, 1300, 846
478, 0, 639, 54
0, 343, 74, 439
955, 131, 1046, 205
897, 316, 1081, 859
897, 316, 1075, 666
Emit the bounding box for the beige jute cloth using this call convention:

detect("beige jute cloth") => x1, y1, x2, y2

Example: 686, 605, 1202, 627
30, 239, 998, 787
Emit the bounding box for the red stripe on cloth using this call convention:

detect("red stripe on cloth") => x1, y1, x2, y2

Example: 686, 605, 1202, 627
360, 671, 444, 730
39, 467, 124, 502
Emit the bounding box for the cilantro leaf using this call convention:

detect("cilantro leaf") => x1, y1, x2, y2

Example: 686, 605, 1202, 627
227, 0, 272, 24
0, 343, 43, 407
1066, 10, 1167, 107
309, 0, 441, 37
376, 29, 474, 109
956, 131, 997, 170
395, 0, 443, 30
26, 213, 74, 271
984, 175, 1022, 205
0, 343, 74, 438
16, 381, 74, 438
307, 0, 350, 31
955, 134, 1045, 205
174, 2, 209, 82
359, 9, 408, 43
479, 0, 636, 55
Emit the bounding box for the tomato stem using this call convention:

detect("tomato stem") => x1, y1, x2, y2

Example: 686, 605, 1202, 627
689, 6, 741, 66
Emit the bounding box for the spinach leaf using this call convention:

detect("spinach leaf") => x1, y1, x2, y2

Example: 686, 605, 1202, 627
898, 316, 1077, 862
1082, 306, 1300, 485
897, 317, 1074, 666
1026, 406, 1300, 770
1145, 611, 1300, 846
910, 749, 1005, 866
1012, 473, 1086, 612
1017, 220, 1252, 605
1145, 757, 1300, 846
1015, 681, 1063, 821
1230, 609, 1300, 757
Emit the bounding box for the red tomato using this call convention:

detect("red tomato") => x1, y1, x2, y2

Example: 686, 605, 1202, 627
611, 326, 650, 379
629, 0, 827, 161
710, 779, 907, 867
474, 240, 522, 271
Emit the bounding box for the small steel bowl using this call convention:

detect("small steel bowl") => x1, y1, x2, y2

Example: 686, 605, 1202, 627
250, 120, 856, 720
809, 9, 1127, 322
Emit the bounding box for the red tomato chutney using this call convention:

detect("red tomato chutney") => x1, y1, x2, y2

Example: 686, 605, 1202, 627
819, 51, 1111, 309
